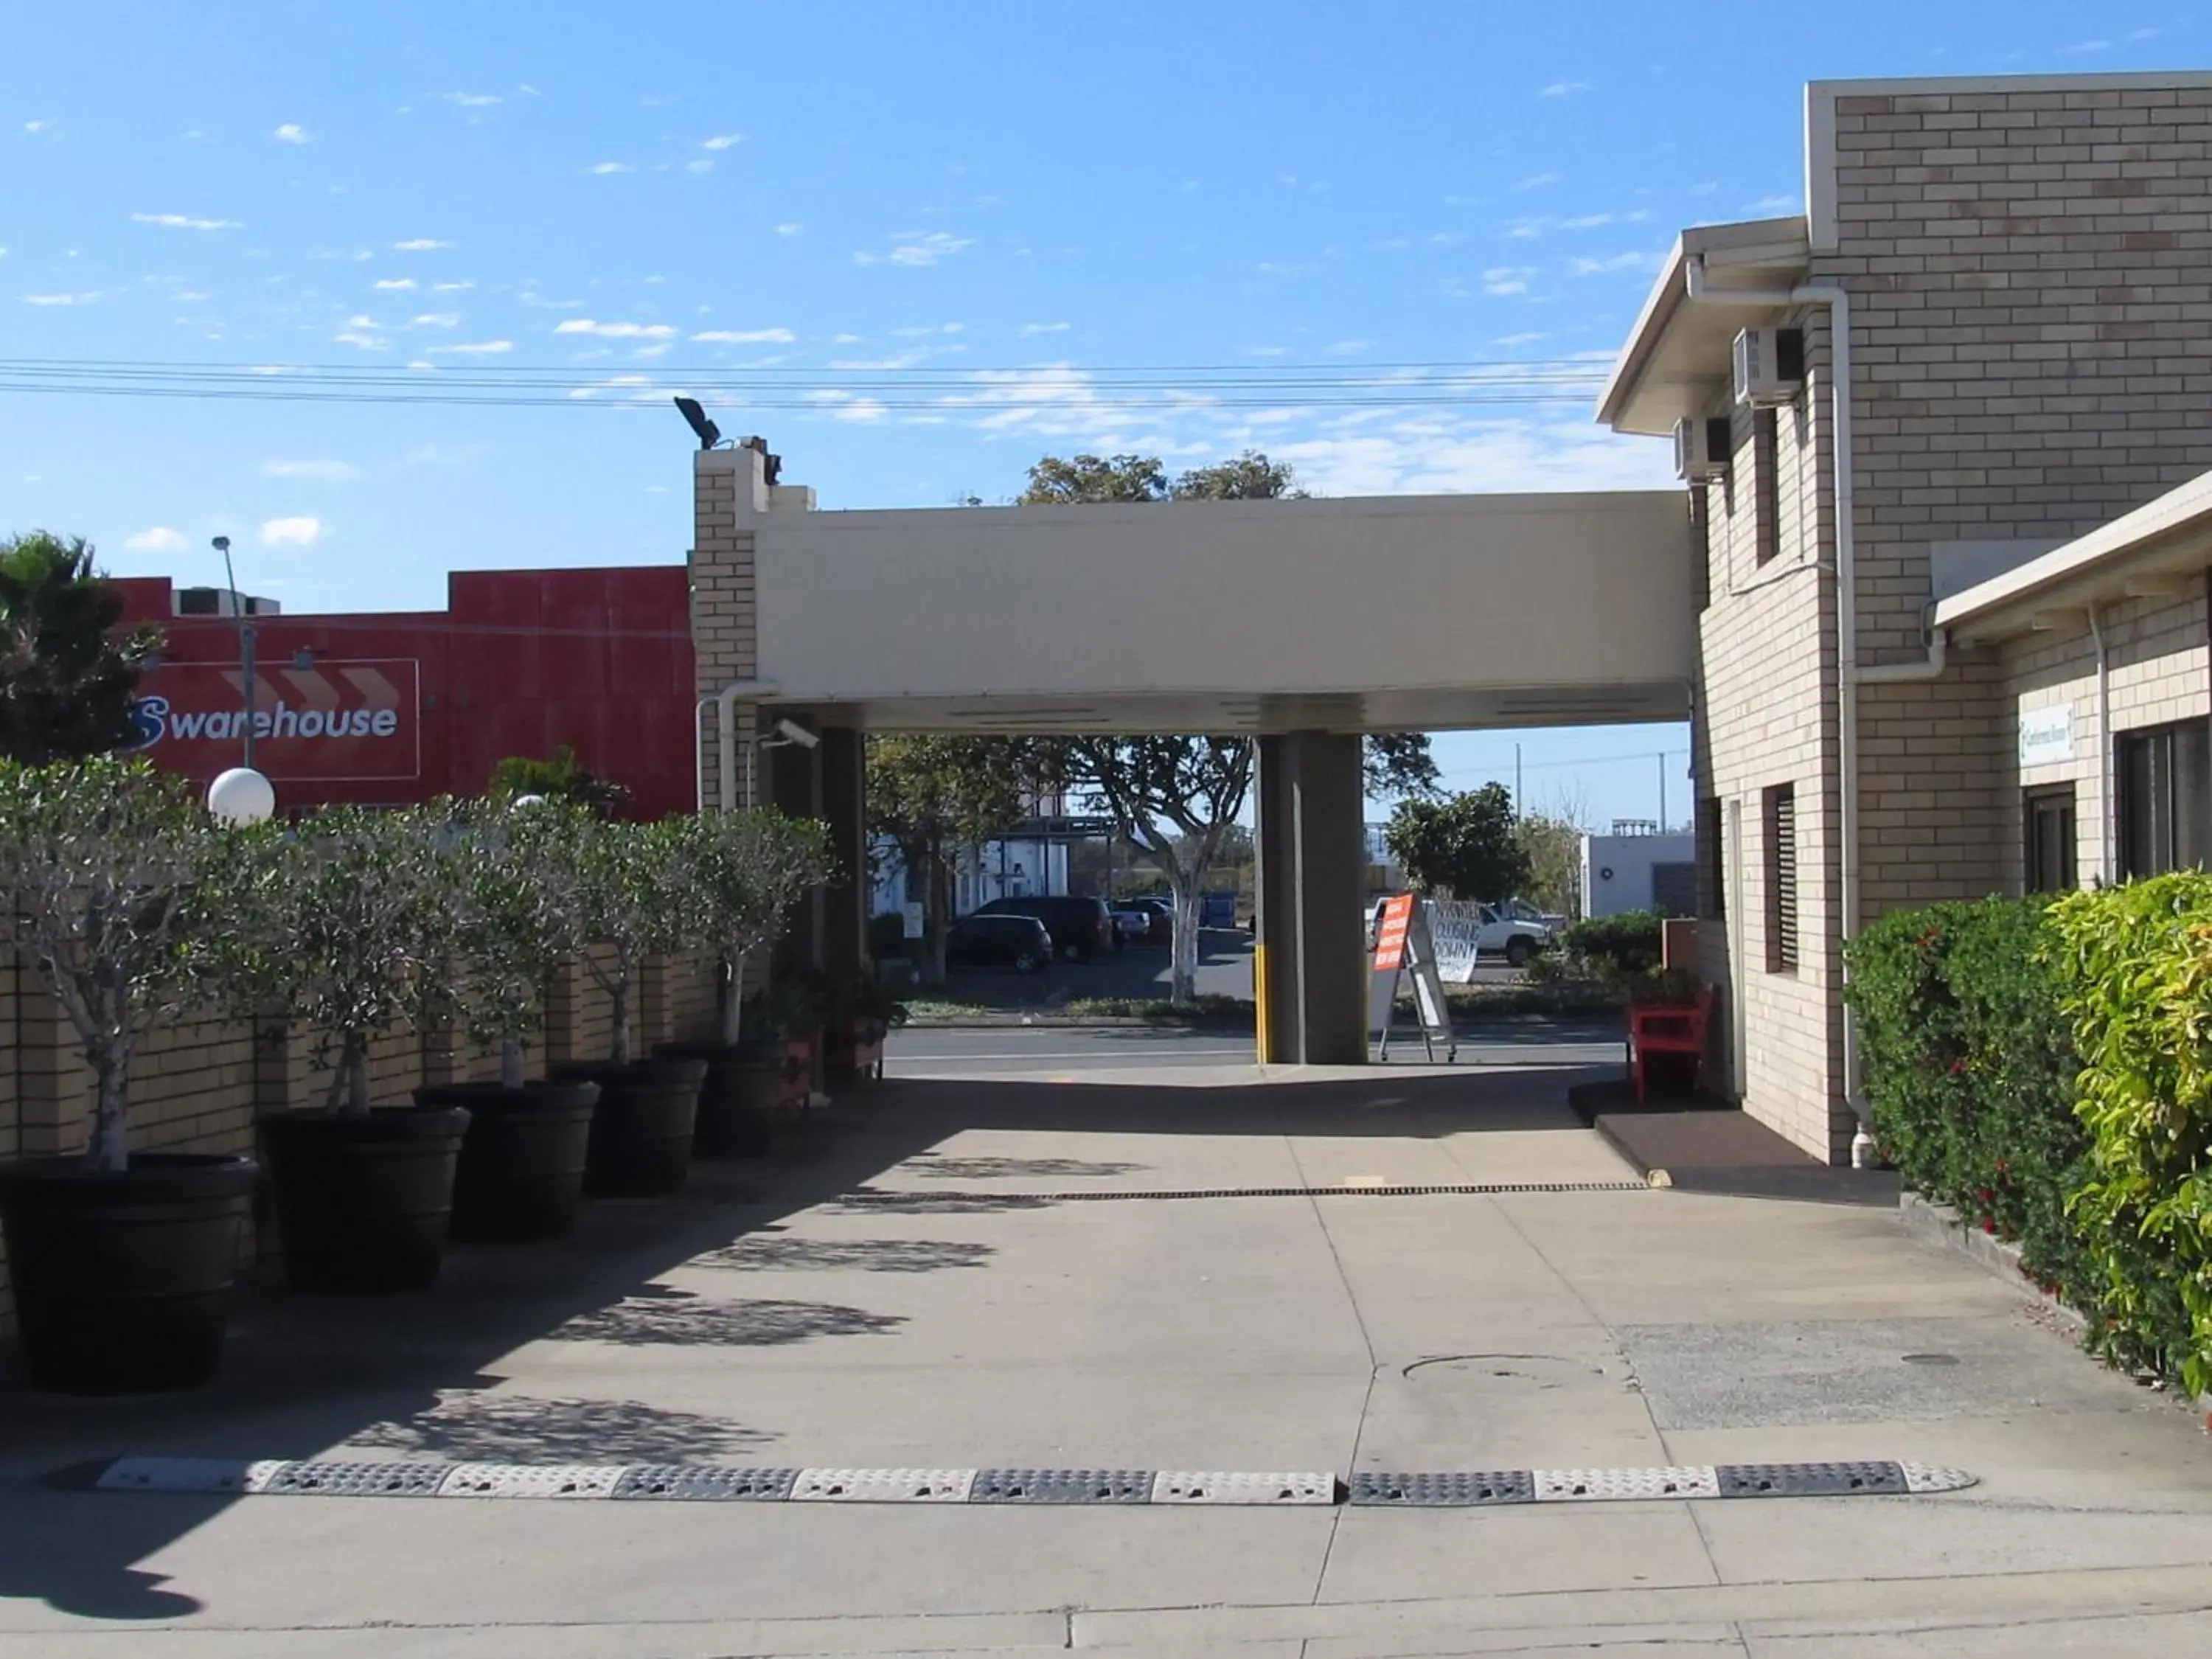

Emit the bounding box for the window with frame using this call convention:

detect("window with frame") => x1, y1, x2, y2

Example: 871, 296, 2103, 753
2118, 718, 2212, 878
1753, 408, 1781, 566
1764, 783, 1797, 973
2023, 786, 2077, 894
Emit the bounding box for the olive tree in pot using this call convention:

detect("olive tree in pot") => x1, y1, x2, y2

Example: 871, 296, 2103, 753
541, 811, 711, 1196
654, 808, 833, 1158
414, 800, 600, 1240
0, 757, 259, 1393
224, 801, 474, 1293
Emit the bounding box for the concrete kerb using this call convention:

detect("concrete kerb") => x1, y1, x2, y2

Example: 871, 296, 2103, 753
1896, 1191, 2087, 1335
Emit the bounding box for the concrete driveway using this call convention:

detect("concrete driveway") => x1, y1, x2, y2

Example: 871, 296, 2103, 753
4, 1032, 2212, 1655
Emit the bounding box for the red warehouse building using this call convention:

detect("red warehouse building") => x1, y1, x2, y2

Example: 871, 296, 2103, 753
110, 566, 698, 818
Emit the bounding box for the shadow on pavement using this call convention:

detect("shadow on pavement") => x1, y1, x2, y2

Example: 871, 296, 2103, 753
0, 1043, 1604, 1623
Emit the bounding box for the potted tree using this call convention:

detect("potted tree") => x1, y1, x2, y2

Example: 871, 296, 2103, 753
543, 813, 710, 1196
227, 802, 474, 1293
414, 800, 600, 1240
763, 973, 830, 1113
824, 966, 901, 1086
655, 808, 833, 1158
0, 757, 259, 1393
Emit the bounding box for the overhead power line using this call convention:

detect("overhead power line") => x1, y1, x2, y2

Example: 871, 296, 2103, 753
0, 354, 1616, 413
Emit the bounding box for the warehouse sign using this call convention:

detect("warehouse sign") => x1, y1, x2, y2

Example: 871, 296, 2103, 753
125, 659, 421, 782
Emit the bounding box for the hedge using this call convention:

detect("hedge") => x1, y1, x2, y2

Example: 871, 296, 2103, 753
1847, 877, 2212, 1392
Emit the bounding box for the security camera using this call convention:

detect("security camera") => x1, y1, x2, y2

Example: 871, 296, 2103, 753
773, 718, 819, 750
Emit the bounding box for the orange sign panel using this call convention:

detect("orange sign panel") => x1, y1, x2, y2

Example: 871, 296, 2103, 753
1374, 893, 1416, 970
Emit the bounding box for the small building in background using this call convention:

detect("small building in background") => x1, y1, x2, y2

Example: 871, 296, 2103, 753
1580, 821, 1697, 918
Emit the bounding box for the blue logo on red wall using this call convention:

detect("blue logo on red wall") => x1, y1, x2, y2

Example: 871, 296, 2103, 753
124, 696, 169, 751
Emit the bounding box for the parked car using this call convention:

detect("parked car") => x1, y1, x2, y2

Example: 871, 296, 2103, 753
973, 895, 1119, 961
1113, 897, 1173, 945
1498, 896, 1569, 933
1476, 902, 1553, 967
945, 913, 1054, 974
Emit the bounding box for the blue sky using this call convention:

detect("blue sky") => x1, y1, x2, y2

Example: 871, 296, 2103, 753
4, 2, 2199, 828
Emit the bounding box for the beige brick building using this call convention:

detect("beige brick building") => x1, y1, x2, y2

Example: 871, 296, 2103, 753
1604, 70, 2212, 1161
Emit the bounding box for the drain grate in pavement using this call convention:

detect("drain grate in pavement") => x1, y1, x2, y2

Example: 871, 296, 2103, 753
835, 1180, 1651, 1206
74, 1456, 1975, 1506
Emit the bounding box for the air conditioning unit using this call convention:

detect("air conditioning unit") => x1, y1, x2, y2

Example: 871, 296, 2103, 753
1673, 416, 1733, 484
1733, 326, 1805, 407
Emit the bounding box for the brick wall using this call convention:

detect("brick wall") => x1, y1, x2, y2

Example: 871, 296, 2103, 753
2001, 574, 2211, 886
1691, 304, 1849, 1157
1692, 74, 2212, 1161
0, 945, 723, 1343
1818, 76, 2212, 930
692, 448, 762, 813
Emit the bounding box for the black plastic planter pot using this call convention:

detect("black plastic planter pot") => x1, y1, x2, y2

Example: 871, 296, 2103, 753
261, 1105, 470, 1293
414, 1080, 599, 1242
554, 1058, 706, 1197
0, 1154, 257, 1395
655, 1041, 777, 1160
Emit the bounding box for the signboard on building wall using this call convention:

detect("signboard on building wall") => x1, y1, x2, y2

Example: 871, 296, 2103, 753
125, 659, 422, 783
2019, 702, 2074, 768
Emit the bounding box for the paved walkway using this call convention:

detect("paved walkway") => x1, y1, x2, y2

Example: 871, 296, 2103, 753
4, 1045, 2211, 1654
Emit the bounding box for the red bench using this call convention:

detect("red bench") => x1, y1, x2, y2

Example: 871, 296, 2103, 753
1627, 985, 1714, 1104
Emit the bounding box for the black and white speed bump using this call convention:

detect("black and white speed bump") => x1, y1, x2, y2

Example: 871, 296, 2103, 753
66, 1456, 1976, 1506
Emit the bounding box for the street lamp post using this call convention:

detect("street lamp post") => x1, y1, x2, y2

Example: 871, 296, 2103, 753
212, 536, 257, 772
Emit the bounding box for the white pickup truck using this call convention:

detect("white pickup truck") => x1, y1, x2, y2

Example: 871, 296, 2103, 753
1366, 897, 1555, 967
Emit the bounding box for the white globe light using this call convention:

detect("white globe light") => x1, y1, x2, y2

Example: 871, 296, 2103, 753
206, 768, 277, 827
509, 793, 549, 810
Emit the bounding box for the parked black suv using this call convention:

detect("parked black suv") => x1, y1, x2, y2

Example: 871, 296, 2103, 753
972, 895, 1118, 961
945, 913, 1054, 974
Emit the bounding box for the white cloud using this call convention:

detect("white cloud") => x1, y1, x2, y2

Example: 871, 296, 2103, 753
124, 526, 188, 552
566, 373, 658, 401
700, 133, 744, 150
1492, 331, 1545, 346
440, 91, 502, 108
411, 312, 460, 327
133, 212, 242, 231
1559, 213, 1613, 229
372, 277, 418, 291
855, 230, 973, 268
2060, 38, 2112, 55
773, 222, 804, 237
1020, 321, 1072, 335
691, 327, 796, 344
1482, 265, 1537, 295
392, 238, 451, 251
685, 158, 714, 175
1515, 173, 1559, 191
432, 279, 473, 291
1744, 193, 1798, 213
332, 329, 386, 349
273, 123, 312, 144
1567, 249, 1663, 276
24, 119, 52, 133
433, 340, 513, 355
264, 459, 358, 480
587, 161, 633, 175
22, 291, 97, 305
554, 319, 677, 338
1538, 80, 1591, 97
259, 516, 323, 547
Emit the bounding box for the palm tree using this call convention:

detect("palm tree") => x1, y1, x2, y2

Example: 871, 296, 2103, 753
0, 532, 159, 763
